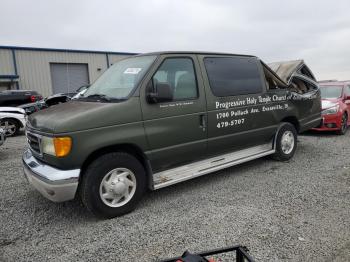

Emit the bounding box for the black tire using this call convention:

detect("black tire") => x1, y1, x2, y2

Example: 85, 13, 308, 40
0, 119, 20, 137
80, 152, 147, 218
272, 122, 297, 161
336, 113, 348, 135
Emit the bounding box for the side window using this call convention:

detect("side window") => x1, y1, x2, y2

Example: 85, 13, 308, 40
153, 58, 198, 101
204, 57, 263, 97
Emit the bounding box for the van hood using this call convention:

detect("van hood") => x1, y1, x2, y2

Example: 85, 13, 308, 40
27, 98, 141, 134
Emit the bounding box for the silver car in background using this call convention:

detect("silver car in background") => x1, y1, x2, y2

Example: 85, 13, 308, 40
0, 107, 26, 136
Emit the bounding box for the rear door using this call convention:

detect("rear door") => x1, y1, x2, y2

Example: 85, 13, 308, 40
198, 55, 277, 156
291, 75, 320, 117
269, 60, 321, 130
140, 54, 207, 172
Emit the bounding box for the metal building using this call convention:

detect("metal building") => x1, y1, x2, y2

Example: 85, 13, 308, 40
0, 46, 136, 97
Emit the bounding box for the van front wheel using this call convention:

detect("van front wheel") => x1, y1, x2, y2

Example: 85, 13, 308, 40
80, 152, 146, 218
272, 123, 297, 161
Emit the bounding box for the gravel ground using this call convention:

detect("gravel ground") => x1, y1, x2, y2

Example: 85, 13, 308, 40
0, 132, 350, 262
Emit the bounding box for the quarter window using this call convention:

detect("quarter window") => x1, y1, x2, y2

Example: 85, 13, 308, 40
153, 58, 198, 101
204, 57, 263, 97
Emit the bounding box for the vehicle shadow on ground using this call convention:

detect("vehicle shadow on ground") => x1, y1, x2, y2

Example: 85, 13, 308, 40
20, 130, 332, 223
34, 195, 99, 221
141, 157, 269, 205
25, 157, 268, 223
300, 130, 340, 137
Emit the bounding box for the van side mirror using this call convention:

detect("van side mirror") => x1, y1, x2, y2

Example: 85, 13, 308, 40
147, 82, 173, 103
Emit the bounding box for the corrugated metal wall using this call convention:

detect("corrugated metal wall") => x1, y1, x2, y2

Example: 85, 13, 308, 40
0, 47, 133, 97
50, 63, 90, 94
107, 54, 133, 67
0, 49, 14, 75
16, 50, 107, 97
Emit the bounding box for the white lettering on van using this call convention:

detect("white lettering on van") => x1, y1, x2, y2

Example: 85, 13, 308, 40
215, 100, 246, 109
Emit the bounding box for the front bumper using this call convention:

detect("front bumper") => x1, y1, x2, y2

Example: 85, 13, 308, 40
22, 149, 80, 202
311, 113, 342, 131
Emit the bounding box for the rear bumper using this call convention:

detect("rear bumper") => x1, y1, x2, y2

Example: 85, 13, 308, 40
312, 113, 342, 131
299, 116, 323, 133
22, 149, 80, 202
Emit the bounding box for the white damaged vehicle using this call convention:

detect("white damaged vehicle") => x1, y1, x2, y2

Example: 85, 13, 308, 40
0, 107, 26, 136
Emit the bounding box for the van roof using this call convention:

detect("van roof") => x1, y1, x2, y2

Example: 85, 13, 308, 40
137, 51, 256, 58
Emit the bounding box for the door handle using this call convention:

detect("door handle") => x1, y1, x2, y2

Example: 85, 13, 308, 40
199, 114, 206, 131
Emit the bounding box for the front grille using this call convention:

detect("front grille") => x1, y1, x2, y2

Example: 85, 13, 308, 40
27, 131, 42, 155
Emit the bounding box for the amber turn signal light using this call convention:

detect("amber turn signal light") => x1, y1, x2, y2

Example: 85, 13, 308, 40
53, 137, 72, 157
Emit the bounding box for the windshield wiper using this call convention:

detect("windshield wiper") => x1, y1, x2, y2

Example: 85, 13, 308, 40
78, 94, 127, 103
82, 94, 112, 102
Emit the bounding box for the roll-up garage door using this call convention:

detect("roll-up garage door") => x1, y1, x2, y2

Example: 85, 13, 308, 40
50, 63, 89, 94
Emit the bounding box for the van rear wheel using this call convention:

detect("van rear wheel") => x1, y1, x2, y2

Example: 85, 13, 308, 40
80, 152, 146, 218
272, 123, 297, 161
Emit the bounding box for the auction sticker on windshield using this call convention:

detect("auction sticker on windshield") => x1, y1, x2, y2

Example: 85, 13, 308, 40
124, 68, 142, 74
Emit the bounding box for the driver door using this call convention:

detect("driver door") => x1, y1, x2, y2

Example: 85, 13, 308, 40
140, 55, 207, 172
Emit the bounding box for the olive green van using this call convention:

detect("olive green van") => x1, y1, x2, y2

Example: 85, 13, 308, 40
22, 52, 321, 218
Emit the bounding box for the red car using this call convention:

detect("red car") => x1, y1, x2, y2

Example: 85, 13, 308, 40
312, 81, 350, 134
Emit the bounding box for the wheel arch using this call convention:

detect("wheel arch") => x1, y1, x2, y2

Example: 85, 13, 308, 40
80, 143, 154, 190
273, 120, 298, 160
0, 117, 23, 128
281, 116, 300, 133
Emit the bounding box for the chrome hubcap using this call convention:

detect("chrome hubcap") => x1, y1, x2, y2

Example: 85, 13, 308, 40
281, 131, 294, 155
0, 121, 16, 136
99, 168, 136, 208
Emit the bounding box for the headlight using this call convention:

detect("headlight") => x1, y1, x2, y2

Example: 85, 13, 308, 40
41, 136, 72, 157
322, 104, 339, 115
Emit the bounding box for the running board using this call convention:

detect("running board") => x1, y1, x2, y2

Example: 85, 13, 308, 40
153, 143, 275, 190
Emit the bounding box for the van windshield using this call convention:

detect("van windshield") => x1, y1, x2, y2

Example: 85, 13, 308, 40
320, 85, 343, 99
82, 55, 156, 101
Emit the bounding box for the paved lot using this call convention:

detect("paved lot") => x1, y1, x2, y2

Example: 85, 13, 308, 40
0, 132, 350, 261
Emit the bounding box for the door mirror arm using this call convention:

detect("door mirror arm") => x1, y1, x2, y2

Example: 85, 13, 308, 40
147, 81, 173, 103
146, 80, 157, 103
147, 92, 159, 103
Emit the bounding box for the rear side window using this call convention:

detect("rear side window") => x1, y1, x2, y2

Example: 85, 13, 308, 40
204, 57, 262, 97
